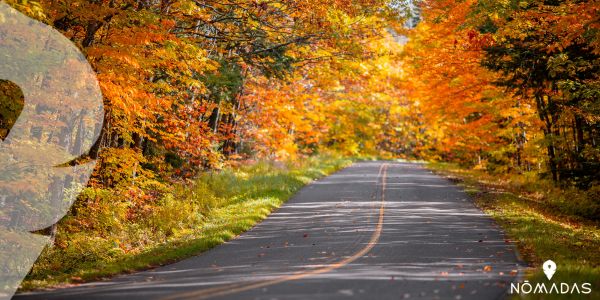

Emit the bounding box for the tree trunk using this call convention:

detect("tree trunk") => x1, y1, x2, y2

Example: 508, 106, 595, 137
535, 93, 559, 182
575, 115, 585, 153
49, 223, 58, 246
83, 21, 103, 47
89, 118, 107, 159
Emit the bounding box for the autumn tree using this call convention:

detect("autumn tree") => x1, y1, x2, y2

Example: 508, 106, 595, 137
476, 0, 600, 185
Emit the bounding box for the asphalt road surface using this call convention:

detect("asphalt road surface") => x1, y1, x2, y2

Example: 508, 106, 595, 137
16, 161, 522, 300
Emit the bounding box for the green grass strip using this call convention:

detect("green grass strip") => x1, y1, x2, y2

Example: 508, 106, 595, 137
21, 155, 352, 291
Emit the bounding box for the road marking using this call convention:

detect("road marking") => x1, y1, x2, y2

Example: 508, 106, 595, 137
162, 163, 389, 300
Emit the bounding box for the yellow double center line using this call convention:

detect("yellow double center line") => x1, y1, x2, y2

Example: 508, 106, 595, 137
163, 163, 389, 300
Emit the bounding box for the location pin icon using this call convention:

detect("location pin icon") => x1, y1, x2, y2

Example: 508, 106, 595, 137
543, 260, 557, 280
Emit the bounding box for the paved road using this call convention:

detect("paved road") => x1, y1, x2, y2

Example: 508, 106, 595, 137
17, 162, 522, 300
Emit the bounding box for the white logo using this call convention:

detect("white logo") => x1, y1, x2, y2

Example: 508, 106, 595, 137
510, 260, 593, 295
543, 260, 557, 280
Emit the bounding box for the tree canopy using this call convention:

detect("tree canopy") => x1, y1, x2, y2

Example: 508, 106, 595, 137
1, 0, 598, 246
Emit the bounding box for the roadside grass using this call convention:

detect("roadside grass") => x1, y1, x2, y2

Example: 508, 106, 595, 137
21, 155, 352, 291
428, 162, 600, 299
